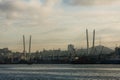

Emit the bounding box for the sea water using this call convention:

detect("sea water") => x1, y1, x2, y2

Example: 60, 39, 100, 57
0, 64, 120, 80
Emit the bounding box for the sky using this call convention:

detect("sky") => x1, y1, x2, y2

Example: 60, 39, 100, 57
0, 0, 120, 52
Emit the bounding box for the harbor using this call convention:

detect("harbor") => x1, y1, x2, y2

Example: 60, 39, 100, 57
0, 0, 120, 80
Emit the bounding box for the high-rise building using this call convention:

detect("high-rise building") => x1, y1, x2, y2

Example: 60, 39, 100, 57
68, 44, 76, 60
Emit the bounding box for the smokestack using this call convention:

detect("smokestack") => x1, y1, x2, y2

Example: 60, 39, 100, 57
23, 35, 25, 53
29, 35, 32, 54
86, 29, 89, 54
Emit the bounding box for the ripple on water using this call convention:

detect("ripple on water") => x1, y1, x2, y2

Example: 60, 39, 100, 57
0, 64, 120, 80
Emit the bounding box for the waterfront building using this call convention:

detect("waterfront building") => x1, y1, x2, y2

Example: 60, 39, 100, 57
68, 44, 76, 61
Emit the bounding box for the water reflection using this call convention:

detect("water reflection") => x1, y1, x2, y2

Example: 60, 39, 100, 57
0, 64, 120, 80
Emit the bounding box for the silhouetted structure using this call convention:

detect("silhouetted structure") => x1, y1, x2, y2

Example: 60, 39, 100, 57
86, 29, 89, 55
0, 29, 120, 64
29, 35, 32, 55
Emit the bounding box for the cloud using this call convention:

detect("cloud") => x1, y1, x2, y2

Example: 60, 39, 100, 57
65, 0, 120, 6
0, 0, 120, 51
44, 0, 60, 7
0, 0, 60, 20
0, 0, 64, 31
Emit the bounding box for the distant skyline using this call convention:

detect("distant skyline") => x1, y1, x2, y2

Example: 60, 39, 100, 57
0, 0, 120, 52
